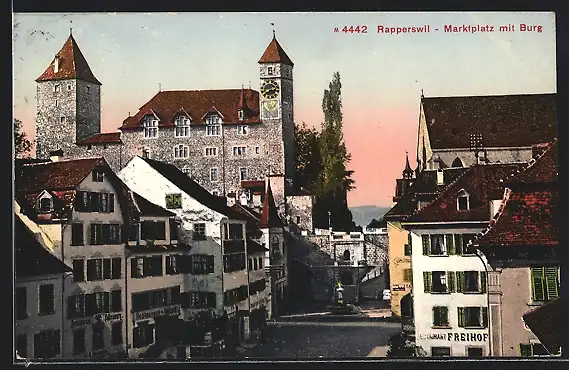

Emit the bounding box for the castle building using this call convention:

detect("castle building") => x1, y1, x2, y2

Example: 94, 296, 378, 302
34, 32, 299, 222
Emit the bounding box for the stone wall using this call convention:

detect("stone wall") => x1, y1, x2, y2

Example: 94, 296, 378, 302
287, 194, 314, 232
75, 80, 101, 142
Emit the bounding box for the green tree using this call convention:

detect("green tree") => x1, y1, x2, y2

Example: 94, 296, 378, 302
14, 119, 32, 158
386, 333, 427, 358
293, 122, 323, 194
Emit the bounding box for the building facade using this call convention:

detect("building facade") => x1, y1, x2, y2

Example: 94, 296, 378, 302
473, 140, 560, 357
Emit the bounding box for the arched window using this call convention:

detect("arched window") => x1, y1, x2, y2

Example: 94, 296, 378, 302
343, 249, 351, 261
451, 157, 464, 168
457, 189, 470, 211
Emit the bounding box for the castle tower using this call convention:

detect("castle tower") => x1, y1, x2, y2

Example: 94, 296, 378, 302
393, 152, 415, 203
258, 32, 295, 194
35, 32, 102, 159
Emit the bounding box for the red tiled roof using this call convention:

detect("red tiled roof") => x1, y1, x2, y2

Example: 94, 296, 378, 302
36, 34, 101, 85
259, 182, 283, 228
383, 168, 469, 220
506, 139, 557, 186
522, 298, 562, 354
76, 132, 122, 145
405, 164, 521, 223
231, 203, 260, 223
119, 89, 261, 129
258, 36, 294, 66
422, 93, 556, 149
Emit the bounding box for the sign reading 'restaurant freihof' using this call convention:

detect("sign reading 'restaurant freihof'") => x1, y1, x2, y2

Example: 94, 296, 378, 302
133, 305, 181, 321
419, 332, 489, 342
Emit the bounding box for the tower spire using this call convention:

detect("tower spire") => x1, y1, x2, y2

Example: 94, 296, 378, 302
403, 151, 413, 179
70, 20, 73, 36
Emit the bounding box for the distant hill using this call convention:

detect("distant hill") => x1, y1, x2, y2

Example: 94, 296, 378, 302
349, 205, 391, 228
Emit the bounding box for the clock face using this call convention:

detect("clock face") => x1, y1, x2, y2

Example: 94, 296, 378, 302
261, 80, 280, 99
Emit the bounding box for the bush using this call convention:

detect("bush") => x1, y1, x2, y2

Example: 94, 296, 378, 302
386, 333, 427, 358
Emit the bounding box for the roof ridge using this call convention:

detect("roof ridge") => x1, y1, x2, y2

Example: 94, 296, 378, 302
423, 92, 556, 99
470, 187, 513, 247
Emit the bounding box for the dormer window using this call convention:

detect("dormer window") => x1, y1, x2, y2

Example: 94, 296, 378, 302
37, 191, 53, 213
92, 169, 104, 182
174, 116, 190, 137
238, 110, 245, 121
457, 189, 470, 211
143, 115, 159, 138
205, 114, 222, 136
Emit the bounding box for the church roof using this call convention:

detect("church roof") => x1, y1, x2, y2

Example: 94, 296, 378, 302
36, 34, 102, 85
259, 182, 283, 228
120, 89, 261, 130
258, 36, 294, 66
422, 93, 556, 149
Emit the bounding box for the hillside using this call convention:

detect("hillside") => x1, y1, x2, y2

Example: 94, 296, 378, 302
349, 205, 391, 228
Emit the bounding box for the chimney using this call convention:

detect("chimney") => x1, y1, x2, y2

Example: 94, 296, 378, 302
54, 56, 60, 73
490, 199, 502, 219
49, 149, 64, 162
436, 169, 444, 185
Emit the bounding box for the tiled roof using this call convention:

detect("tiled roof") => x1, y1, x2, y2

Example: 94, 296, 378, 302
522, 298, 562, 354
132, 192, 176, 217
383, 168, 469, 220
259, 182, 283, 228
138, 157, 248, 221
15, 215, 72, 278
405, 164, 521, 223
422, 93, 556, 149
231, 203, 260, 222
119, 89, 261, 130
36, 34, 101, 85
473, 144, 558, 248
258, 36, 294, 66
15, 157, 103, 193
76, 132, 122, 145
248, 238, 269, 254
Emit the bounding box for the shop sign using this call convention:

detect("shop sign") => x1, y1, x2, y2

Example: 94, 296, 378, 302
133, 305, 181, 321
392, 284, 409, 291
419, 332, 489, 342
71, 313, 123, 327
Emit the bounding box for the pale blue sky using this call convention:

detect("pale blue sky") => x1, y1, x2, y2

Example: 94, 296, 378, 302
12, 12, 556, 206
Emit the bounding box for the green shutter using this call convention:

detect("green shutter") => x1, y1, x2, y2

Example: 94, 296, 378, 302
423, 272, 432, 293
455, 235, 463, 255
422, 235, 430, 255
544, 267, 559, 300
519, 344, 532, 357
531, 267, 545, 301
480, 271, 487, 293
433, 307, 440, 326
446, 235, 455, 255
457, 307, 465, 327
482, 307, 488, 327
457, 272, 465, 293
447, 271, 456, 293
441, 306, 449, 326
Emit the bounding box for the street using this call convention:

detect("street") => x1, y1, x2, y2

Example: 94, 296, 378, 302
235, 319, 401, 359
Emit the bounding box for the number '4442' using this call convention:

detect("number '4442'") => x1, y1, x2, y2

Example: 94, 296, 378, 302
343, 25, 365, 33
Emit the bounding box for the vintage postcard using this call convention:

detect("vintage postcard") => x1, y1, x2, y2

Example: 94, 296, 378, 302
13, 11, 560, 361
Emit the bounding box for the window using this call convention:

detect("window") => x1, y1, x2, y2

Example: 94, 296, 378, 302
133, 324, 155, 348
210, 167, 219, 182
223, 285, 248, 306
39, 196, 53, 213
258, 257, 263, 269
165, 193, 182, 209
33, 330, 60, 358
182, 166, 191, 176
255, 146, 260, 155
248, 258, 253, 271
205, 147, 218, 157
520, 342, 559, 357
67, 84, 72, 91
55, 99, 59, 107
223, 253, 246, 273
86, 86, 90, 93
403, 268, 413, 282
232, 146, 247, 156
239, 167, 248, 181
174, 144, 189, 158
212, 190, 220, 196
226, 223, 244, 240
16, 334, 27, 358
71, 223, 84, 246
143, 115, 159, 138
424, 271, 452, 294
181, 291, 216, 308
452, 157, 464, 168
462, 271, 484, 293
253, 258, 258, 270
205, 116, 222, 136
54, 84, 60, 92
457, 189, 470, 210
131, 256, 163, 278
166, 255, 178, 275
92, 169, 104, 182
60, 116, 65, 123
16, 287, 27, 320
68, 294, 85, 319
432, 306, 449, 327
238, 110, 244, 120
249, 279, 266, 295
237, 125, 249, 135
86, 259, 103, 281
112, 322, 123, 346
92, 323, 105, 350
431, 347, 451, 357
73, 328, 85, 355
191, 254, 215, 274
75, 192, 115, 213
174, 116, 190, 137
268, 66, 273, 75
422, 234, 447, 256
111, 290, 122, 312
467, 347, 484, 357
141, 221, 166, 240
404, 244, 412, 256
111, 258, 122, 279
142, 148, 151, 159
454, 234, 477, 255
531, 266, 559, 302
458, 307, 488, 328
38, 284, 55, 316
72, 259, 85, 282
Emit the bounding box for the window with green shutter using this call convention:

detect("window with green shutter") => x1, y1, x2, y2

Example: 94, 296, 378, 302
481, 307, 488, 328
446, 235, 455, 255
456, 271, 465, 293
404, 244, 412, 256
480, 271, 487, 293
433, 306, 449, 327
447, 271, 456, 293
454, 234, 463, 255
544, 267, 559, 300
531, 266, 559, 302
422, 235, 430, 255
457, 307, 465, 327
423, 271, 432, 293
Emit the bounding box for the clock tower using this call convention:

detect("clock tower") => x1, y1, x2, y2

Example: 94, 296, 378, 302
258, 33, 295, 194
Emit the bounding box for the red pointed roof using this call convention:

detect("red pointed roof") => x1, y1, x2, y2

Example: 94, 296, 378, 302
237, 88, 249, 110
258, 36, 294, 66
36, 34, 101, 85
259, 182, 283, 228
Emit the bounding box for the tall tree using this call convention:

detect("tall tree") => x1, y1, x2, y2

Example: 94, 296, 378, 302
14, 118, 32, 158
293, 122, 323, 194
